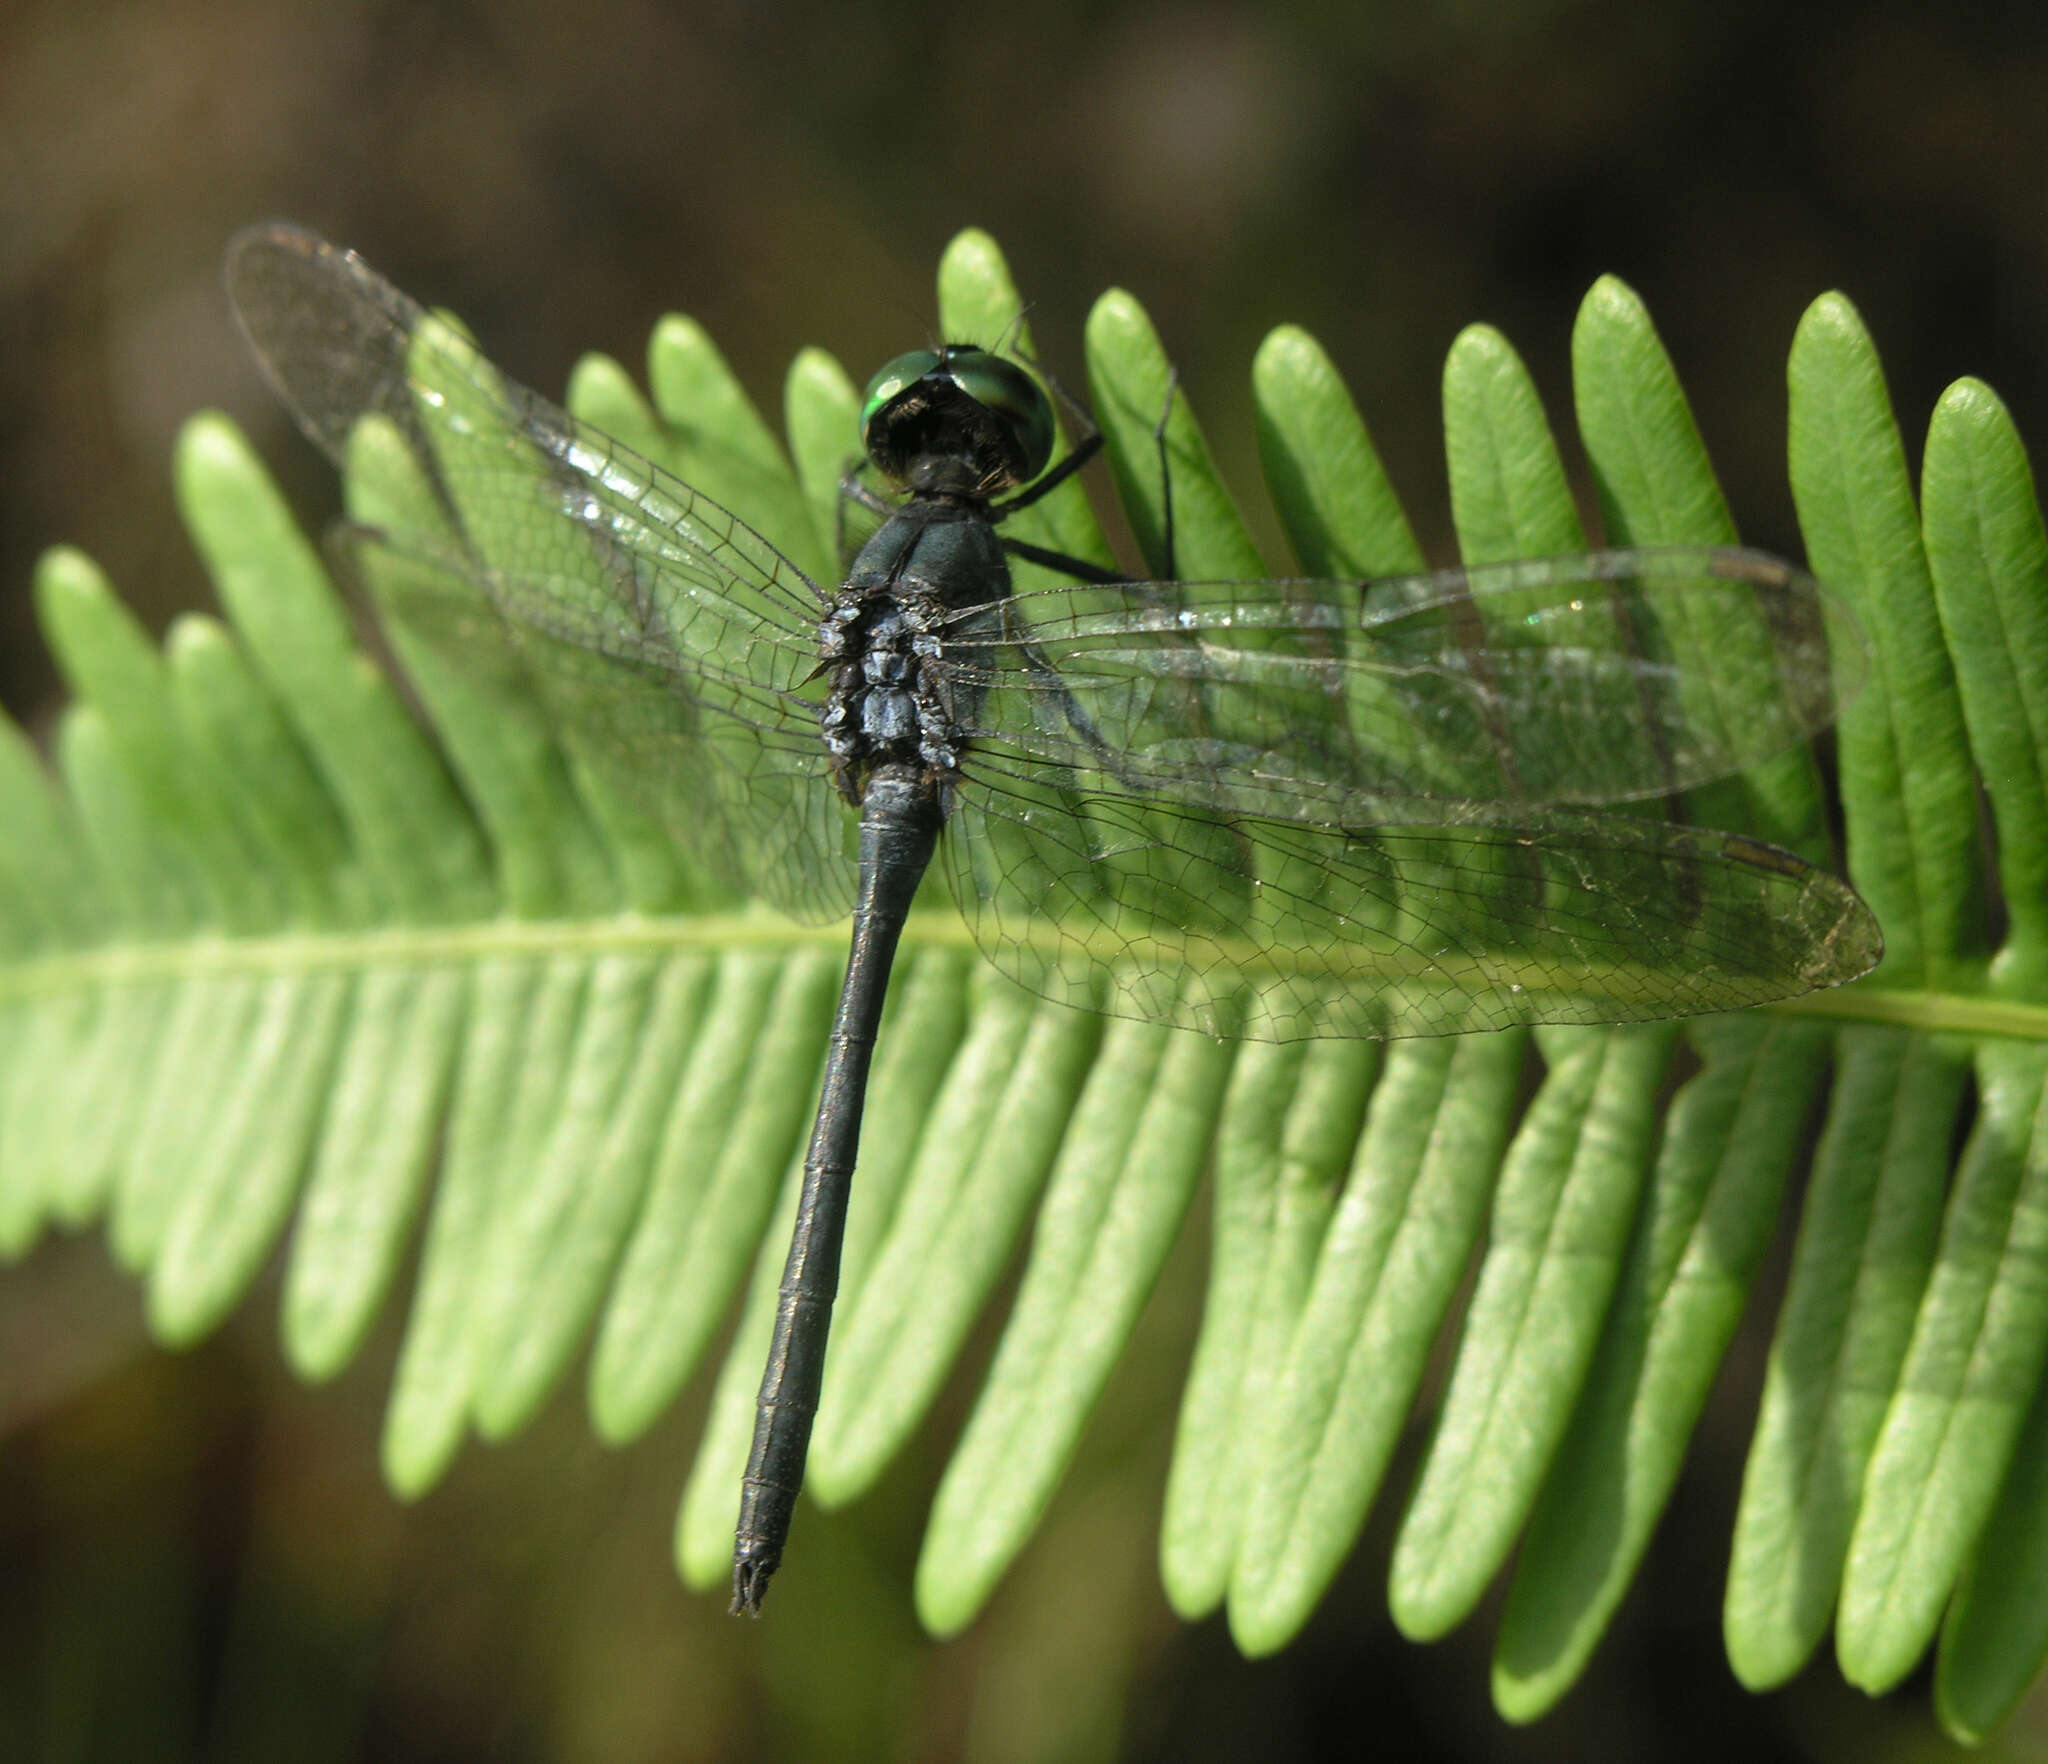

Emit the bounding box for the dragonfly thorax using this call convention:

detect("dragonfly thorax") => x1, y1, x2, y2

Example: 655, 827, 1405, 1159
819, 598, 955, 803
819, 502, 1009, 806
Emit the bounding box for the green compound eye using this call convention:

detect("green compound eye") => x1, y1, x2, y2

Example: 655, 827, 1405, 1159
943, 350, 1055, 480
859, 351, 944, 441
858, 347, 1057, 485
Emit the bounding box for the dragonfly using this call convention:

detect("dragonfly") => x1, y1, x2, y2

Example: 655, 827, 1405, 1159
225, 225, 1882, 1616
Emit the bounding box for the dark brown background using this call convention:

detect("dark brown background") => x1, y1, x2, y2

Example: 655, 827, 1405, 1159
3, 2, 2045, 1759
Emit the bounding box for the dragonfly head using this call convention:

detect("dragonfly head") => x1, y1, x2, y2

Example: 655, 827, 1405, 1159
860, 346, 1056, 498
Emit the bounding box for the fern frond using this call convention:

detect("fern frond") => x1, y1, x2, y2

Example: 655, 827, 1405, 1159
2, 228, 2044, 1743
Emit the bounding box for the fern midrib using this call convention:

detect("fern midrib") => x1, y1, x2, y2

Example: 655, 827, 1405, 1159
0, 911, 1829, 1005
0, 911, 837, 998
0, 915, 2037, 1042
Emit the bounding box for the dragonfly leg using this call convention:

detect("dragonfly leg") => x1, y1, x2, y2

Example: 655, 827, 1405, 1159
1019, 352, 1095, 438
1003, 606, 1158, 796
836, 463, 897, 569
991, 351, 1104, 518
1151, 368, 1182, 582
999, 534, 1126, 585
991, 373, 1163, 591
992, 426, 1102, 517
998, 363, 1182, 576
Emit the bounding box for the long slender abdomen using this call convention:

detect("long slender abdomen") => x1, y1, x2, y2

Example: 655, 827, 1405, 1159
731, 761, 942, 1614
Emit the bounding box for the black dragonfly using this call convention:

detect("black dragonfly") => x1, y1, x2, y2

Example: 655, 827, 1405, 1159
225, 225, 1881, 1615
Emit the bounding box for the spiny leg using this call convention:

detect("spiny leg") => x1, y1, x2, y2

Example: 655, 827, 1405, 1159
1150, 368, 1182, 583
835, 463, 896, 571
993, 351, 1105, 519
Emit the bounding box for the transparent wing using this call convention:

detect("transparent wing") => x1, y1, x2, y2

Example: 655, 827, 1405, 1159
941, 752, 1881, 1042
944, 548, 1856, 810
937, 549, 1876, 1040
226, 222, 853, 922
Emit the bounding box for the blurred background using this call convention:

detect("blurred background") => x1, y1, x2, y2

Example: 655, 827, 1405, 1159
4, 1, 2048, 1758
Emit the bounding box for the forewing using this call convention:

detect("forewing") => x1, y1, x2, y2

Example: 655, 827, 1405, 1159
950, 548, 1853, 810
227, 223, 852, 921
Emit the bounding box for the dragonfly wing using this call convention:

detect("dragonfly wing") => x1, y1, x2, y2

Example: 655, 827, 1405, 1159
953, 549, 1853, 809
939, 548, 1877, 1040
939, 751, 1881, 1042
340, 524, 855, 923
228, 223, 853, 921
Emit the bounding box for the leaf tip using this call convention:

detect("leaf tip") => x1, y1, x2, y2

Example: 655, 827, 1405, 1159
163, 610, 234, 668
1251, 323, 1330, 394
937, 228, 1022, 331
787, 344, 855, 406
1572, 274, 1651, 346
1083, 285, 1156, 358
32, 547, 131, 675
32, 543, 110, 608
649, 310, 714, 357
912, 1559, 977, 1641
1442, 321, 1520, 391
564, 349, 641, 416
1928, 374, 2012, 439
1584, 270, 1643, 305
175, 409, 260, 486
1791, 290, 1875, 360
938, 225, 1006, 283
1224, 1594, 1298, 1661
1489, 1658, 1559, 1727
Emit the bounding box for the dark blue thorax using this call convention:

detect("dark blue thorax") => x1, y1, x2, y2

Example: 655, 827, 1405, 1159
819, 499, 1010, 803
